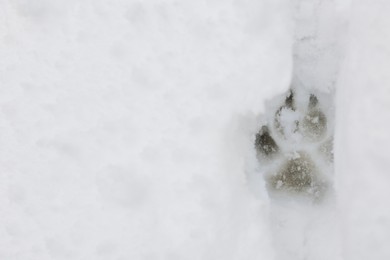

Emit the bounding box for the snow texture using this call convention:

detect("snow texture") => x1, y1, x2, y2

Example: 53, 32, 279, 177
336, 0, 390, 259
1, 0, 390, 260
0, 1, 290, 259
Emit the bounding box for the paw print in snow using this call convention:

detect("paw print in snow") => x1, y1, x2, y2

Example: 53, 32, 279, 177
255, 89, 334, 201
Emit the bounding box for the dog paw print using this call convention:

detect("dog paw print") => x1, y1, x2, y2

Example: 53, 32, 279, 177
255, 89, 334, 201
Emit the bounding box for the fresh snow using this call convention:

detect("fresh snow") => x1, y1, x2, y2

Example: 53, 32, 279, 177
336, 1, 390, 259
0, 0, 390, 260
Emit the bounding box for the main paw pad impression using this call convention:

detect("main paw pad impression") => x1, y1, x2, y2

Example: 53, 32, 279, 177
255, 89, 334, 200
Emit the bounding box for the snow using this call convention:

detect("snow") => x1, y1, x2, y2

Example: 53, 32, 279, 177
1, 0, 390, 259
336, 0, 390, 259
251, 84, 338, 259
0, 1, 290, 259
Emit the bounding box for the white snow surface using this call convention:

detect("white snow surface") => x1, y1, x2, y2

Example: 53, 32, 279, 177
1, 0, 390, 259
336, 0, 390, 259
0, 1, 291, 259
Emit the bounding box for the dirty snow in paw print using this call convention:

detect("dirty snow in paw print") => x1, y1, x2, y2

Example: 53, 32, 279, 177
255, 87, 334, 202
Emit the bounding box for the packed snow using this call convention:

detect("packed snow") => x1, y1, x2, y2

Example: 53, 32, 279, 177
1, 0, 390, 260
